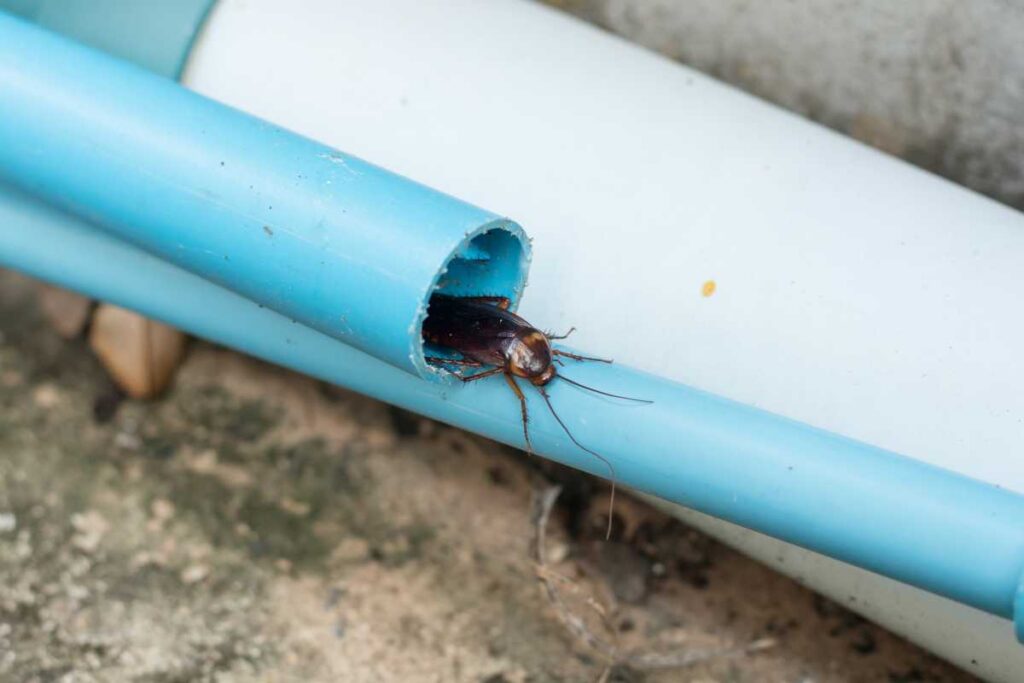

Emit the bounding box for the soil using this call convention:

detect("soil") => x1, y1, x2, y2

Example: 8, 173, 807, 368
0, 272, 977, 682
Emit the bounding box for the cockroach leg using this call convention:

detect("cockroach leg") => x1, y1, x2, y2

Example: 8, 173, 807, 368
461, 295, 511, 310
546, 326, 576, 340
504, 373, 534, 455
453, 367, 504, 383
552, 349, 612, 364
426, 355, 501, 382
425, 356, 483, 367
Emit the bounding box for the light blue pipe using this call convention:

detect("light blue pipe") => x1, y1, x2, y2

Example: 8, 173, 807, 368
1, 184, 1023, 640
0, 12, 529, 380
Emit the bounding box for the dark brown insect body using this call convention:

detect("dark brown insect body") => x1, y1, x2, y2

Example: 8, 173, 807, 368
423, 294, 558, 385
423, 294, 650, 535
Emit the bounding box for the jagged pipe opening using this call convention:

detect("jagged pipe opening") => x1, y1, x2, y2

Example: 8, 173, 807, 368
414, 219, 531, 380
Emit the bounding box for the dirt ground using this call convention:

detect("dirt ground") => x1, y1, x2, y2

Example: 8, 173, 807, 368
0, 271, 977, 682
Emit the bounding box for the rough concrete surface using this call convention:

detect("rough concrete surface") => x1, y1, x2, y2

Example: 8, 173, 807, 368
549, 0, 1024, 211
0, 271, 980, 681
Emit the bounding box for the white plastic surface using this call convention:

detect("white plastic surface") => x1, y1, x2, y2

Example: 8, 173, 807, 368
182, 1, 1024, 678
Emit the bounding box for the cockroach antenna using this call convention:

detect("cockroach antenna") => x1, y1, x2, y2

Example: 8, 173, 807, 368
556, 374, 654, 404
539, 387, 618, 540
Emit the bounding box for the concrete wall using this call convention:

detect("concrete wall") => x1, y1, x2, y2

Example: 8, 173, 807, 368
550, 0, 1024, 209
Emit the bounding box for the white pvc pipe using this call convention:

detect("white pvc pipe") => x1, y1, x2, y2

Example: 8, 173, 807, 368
182, 1, 1024, 678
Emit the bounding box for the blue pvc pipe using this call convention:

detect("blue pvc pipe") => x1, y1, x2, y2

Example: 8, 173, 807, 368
1, 183, 1023, 640
0, 12, 530, 380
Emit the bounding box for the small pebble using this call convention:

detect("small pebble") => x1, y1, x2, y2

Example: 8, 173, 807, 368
71, 510, 109, 553
181, 564, 210, 584
32, 384, 60, 408
151, 498, 176, 522
546, 541, 569, 564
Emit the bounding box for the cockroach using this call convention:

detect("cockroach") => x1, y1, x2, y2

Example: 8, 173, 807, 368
422, 293, 652, 537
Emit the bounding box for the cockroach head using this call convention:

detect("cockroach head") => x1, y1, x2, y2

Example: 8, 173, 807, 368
509, 330, 555, 384
531, 364, 557, 386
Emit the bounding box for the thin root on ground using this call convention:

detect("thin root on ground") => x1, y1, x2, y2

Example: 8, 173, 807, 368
530, 485, 775, 679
